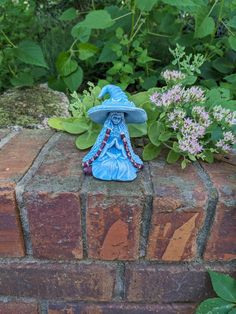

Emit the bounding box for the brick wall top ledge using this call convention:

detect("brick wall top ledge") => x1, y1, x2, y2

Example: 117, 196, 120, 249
0, 129, 235, 263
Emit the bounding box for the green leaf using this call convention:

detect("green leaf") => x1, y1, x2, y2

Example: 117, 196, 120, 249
75, 130, 99, 150
141, 76, 158, 90
48, 117, 66, 130
63, 66, 83, 92
225, 74, 236, 84
227, 17, 236, 29
142, 143, 161, 161
148, 121, 164, 146
212, 58, 235, 74
97, 44, 118, 63
128, 123, 147, 138
195, 16, 215, 38
130, 91, 150, 107
181, 75, 197, 86
142, 102, 159, 122
159, 132, 172, 142
56, 52, 78, 77
228, 308, 236, 314
209, 271, 236, 303
59, 8, 77, 21
62, 118, 89, 134
10, 72, 33, 87
136, 0, 158, 11
71, 22, 91, 42
78, 43, 98, 60
196, 298, 235, 314
167, 150, 181, 164
208, 125, 223, 141
203, 150, 214, 163
83, 10, 114, 29
229, 36, 236, 51
14, 40, 48, 68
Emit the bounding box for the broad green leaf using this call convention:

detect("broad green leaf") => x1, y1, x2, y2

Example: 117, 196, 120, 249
10, 72, 33, 87
97, 44, 117, 63
48, 117, 66, 130
212, 58, 235, 74
130, 91, 150, 107
196, 298, 235, 314
229, 36, 236, 51
195, 16, 215, 38
14, 40, 48, 68
167, 150, 180, 164
83, 10, 114, 29
228, 308, 236, 314
128, 123, 147, 138
141, 76, 158, 90
56, 52, 78, 77
78, 43, 98, 60
62, 118, 89, 134
208, 125, 223, 141
209, 271, 236, 303
59, 8, 77, 21
181, 75, 197, 86
63, 66, 83, 92
142, 143, 161, 161
141, 102, 159, 122
225, 74, 236, 84
159, 132, 172, 142
136, 0, 158, 12
71, 22, 91, 42
161, 0, 201, 11
148, 121, 164, 146
75, 130, 99, 150
227, 17, 236, 29
203, 150, 214, 163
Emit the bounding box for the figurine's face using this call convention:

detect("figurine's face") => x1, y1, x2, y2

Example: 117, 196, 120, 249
111, 112, 123, 125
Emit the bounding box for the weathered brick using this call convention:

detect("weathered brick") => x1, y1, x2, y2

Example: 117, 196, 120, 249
125, 263, 236, 303
24, 134, 84, 259
201, 161, 236, 261
0, 130, 52, 258
48, 302, 196, 314
0, 262, 116, 301
0, 301, 38, 314
147, 160, 207, 261
0, 183, 24, 256
0, 129, 53, 182
82, 165, 152, 260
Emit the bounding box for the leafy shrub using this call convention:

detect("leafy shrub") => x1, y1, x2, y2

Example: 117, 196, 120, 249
1, 0, 236, 95
196, 271, 236, 314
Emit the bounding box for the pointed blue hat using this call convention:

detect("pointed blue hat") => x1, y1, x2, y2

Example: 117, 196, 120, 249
87, 84, 147, 124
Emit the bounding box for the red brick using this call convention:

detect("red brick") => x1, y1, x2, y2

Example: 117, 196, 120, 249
147, 160, 207, 261
48, 302, 196, 314
83, 167, 152, 260
0, 301, 38, 314
25, 192, 82, 259
0, 129, 53, 182
201, 161, 236, 261
125, 264, 236, 303
0, 262, 116, 301
0, 183, 24, 256
24, 134, 85, 259
0, 130, 52, 258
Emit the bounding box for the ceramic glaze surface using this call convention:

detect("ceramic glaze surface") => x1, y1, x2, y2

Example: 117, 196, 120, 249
82, 85, 147, 181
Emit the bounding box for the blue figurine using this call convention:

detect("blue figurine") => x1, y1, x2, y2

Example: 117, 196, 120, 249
82, 85, 147, 181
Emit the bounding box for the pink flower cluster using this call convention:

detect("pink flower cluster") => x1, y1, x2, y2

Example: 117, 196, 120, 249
216, 131, 236, 152
167, 109, 186, 130
192, 106, 211, 127
161, 70, 186, 83
213, 106, 236, 126
150, 85, 205, 107
178, 118, 205, 155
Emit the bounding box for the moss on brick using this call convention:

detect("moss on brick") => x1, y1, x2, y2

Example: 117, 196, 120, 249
0, 85, 68, 128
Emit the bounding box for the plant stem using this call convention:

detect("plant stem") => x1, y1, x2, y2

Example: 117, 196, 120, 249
1, 30, 16, 48
112, 12, 132, 21
147, 31, 170, 38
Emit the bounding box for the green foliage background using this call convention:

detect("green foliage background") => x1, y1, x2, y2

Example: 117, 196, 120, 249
1, 0, 236, 95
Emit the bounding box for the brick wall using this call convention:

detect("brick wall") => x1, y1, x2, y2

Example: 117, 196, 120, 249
0, 129, 235, 314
